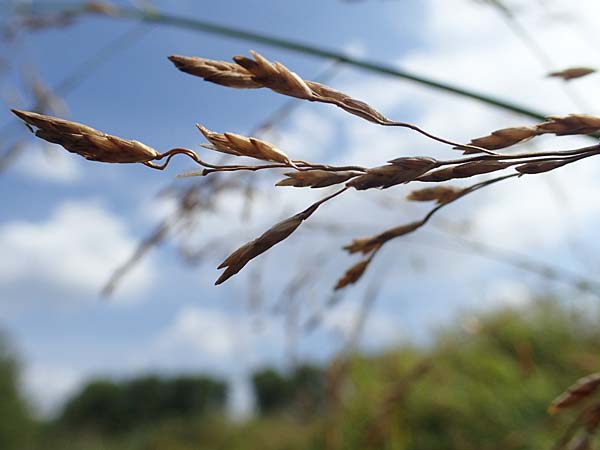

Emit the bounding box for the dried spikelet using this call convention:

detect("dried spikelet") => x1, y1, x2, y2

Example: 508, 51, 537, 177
215, 202, 322, 285
537, 115, 600, 136
348, 158, 438, 191
171, 51, 387, 124
468, 126, 539, 150
548, 67, 596, 81
451, 160, 512, 178
233, 50, 313, 99
375, 221, 423, 244
335, 258, 371, 290
344, 221, 422, 254
307, 81, 387, 123
12, 109, 158, 163
196, 124, 293, 164
168, 55, 261, 89
418, 160, 511, 182
344, 238, 380, 255
549, 373, 600, 414
84, 1, 118, 15
417, 166, 457, 182
276, 170, 361, 188
515, 159, 571, 174
387, 156, 438, 169
406, 185, 464, 204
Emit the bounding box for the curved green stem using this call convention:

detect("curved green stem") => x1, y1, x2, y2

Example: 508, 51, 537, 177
30, 3, 550, 121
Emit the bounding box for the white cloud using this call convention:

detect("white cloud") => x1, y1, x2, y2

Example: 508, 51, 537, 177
153, 305, 286, 370
485, 279, 533, 309
13, 144, 82, 184
156, 306, 238, 359
21, 363, 84, 418
322, 301, 404, 350
0, 200, 155, 300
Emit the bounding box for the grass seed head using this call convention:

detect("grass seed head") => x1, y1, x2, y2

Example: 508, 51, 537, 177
276, 170, 361, 188
197, 124, 292, 164
469, 126, 538, 150
215, 202, 323, 285
406, 185, 464, 204
548, 67, 596, 81
168, 55, 261, 89
233, 50, 313, 99
335, 258, 371, 290
537, 115, 600, 135
348, 159, 437, 190
12, 109, 158, 163
515, 159, 571, 174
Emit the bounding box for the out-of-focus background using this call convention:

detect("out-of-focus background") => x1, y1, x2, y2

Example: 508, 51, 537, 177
2, 0, 600, 449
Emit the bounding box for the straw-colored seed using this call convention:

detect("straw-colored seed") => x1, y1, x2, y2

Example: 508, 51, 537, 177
12, 109, 158, 163
548, 67, 596, 81
348, 159, 437, 190
335, 258, 371, 290
537, 115, 600, 136
515, 159, 570, 174
406, 185, 464, 204
469, 126, 538, 150
197, 124, 292, 164
276, 170, 361, 188
168, 55, 261, 89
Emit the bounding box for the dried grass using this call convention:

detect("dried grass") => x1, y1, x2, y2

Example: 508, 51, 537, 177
11, 50, 600, 289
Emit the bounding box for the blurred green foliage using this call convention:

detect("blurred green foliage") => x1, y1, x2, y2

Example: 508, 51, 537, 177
252, 364, 326, 417
2, 299, 600, 450
59, 375, 227, 434
0, 332, 35, 449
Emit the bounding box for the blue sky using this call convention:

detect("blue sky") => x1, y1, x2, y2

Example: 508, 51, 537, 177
2, 0, 600, 416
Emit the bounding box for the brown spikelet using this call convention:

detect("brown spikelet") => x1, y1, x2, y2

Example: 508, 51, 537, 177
12, 109, 159, 163
233, 50, 313, 99
344, 221, 422, 255
452, 160, 512, 178
537, 115, 600, 136
406, 185, 464, 204
215, 200, 326, 285
335, 258, 371, 290
172, 51, 388, 124
168, 55, 261, 89
307, 81, 387, 123
417, 166, 457, 182
549, 373, 600, 414
515, 159, 572, 174
344, 238, 381, 255
84, 2, 118, 15
417, 160, 511, 182
197, 124, 293, 164
276, 170, 361, 188
548, 67, 596, 81
468, 126, 539, 150
348, 158, 438, 191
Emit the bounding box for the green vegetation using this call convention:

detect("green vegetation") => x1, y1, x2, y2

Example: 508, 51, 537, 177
0, 333, 35, 449
2, 300, 600, 449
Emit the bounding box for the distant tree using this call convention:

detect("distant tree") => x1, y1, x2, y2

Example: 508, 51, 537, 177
252, 364, 326, 417
252, 369, 292, 414
60, 375, 227, 434
0, 332, 35, 449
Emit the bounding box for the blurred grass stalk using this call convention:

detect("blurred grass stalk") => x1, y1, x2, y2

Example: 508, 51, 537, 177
28, 2, 550, 121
